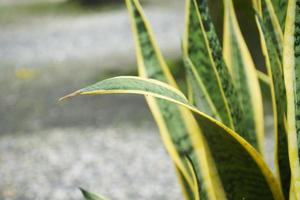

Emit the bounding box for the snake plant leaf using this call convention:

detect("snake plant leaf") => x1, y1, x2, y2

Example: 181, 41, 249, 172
80, 188, 108, 200
255, 0, 284, 59
223, 0, 264, 153
183, 57, 220, 120
185, 156, 200, 200
61, 76, 284, 200
183, 0, 232, 128
256, 13, 290, 198
257, 70, 271, 86
270, 0, 288, 30
125, 0, 226, 199
184, 0, 259, 150
283, 0, 300, 198
125, 0, 193, 195
60, 76, 190, 105
175, 165, 196, 200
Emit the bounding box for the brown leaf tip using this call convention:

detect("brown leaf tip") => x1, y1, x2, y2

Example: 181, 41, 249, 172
59, 90, 81, 101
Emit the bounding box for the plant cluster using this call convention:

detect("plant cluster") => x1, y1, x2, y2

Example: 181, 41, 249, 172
62, 0, 300, 199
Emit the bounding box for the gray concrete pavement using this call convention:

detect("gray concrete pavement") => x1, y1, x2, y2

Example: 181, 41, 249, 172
0, 127, 181, 200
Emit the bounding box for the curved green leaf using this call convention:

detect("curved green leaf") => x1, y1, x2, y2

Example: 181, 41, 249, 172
62, 76, 284, 200
60, 76, 190, 106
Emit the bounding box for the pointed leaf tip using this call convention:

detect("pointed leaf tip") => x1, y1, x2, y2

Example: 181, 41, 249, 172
59, 90, 81, 101
79, 188, 107, 200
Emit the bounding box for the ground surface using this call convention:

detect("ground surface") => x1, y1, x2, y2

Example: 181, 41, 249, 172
0, 127, 181, 200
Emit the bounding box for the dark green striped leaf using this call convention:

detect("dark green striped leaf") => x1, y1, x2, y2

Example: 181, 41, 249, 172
223, 0, 264, 154
184, 0, 259, 149
257, 0, 284, 59
183, 57, 220, 120
256, 13, 290, 199
125, 0, 225, 198
183, 0, 232, 128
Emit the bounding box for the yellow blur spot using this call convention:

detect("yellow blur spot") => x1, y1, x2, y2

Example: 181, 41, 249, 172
15, 68, 37, 80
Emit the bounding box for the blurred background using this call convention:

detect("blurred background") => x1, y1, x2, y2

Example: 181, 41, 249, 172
0, 0, 270, 199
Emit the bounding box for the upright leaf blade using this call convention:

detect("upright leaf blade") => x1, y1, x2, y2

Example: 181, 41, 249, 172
223, 0, 264, 153
184, 0, 259, 149
175, 165, 196, 200
183, 57, 220, 120
126, 0, 192, 191
270, 0, 288, 29
185, 156, 201, 200
256, 0, 284, 59
283, 0, 300, 197
183, 0, 232, 128
255, 12, 290, 199
125, 0, 226, 199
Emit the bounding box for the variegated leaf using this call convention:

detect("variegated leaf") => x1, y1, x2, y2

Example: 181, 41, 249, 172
223, 0, 264, 153
283, 0, 300, 198
125, 0, 225, 198
183, 0, 232, 127
270, 0, 288, 29
62, 76, 284, 200
256, 12, 290, 199
184, 0, 259, 149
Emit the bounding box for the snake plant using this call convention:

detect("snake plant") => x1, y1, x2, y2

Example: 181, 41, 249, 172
61, 0, 300, 199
